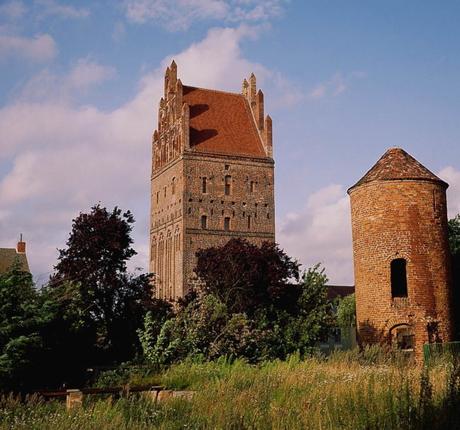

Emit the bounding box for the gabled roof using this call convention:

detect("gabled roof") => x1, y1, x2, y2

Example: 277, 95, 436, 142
327, 285, 355, 301
182, 85, 266, 158
0, 248, 29, 274
348, 147, 447, 192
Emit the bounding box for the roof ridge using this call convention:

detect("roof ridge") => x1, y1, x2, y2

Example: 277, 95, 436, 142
183, 84, 243, 98
241, 96, 267, 155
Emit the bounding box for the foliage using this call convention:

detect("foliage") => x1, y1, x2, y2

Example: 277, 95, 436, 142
195, 238, 300, 315
0, 262, 45, 391
448, 214, 460, 256
50, 205, 166, 368
448, 215, 460, 339
337, 293, 356, 329
3, 353, 460, 429
139, 240, 333, 365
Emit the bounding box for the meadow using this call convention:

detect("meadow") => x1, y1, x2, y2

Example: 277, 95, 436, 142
1, 347, 459, 430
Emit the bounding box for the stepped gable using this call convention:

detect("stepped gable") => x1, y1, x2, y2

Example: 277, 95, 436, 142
182, 85, 266, 158
348, 147, 447, 192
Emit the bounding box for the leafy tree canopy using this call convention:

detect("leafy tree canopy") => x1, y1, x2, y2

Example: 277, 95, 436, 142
336, 293, 356, 329
51, 204, 163, 364
448, 214, 460, 256
0, 262, 45, 391
194, 239, 300, 315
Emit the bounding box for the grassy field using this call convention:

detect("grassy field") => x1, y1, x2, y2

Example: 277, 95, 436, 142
1, 348, 460, 429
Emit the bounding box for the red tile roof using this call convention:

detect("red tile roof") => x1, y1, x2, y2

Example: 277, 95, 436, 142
183, 85, 266, 158
349, 147, 447, 191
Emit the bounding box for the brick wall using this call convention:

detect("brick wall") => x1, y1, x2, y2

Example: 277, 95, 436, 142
349, 179, 453, 356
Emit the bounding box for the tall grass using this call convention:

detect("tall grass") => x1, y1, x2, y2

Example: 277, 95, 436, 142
1, 348, 460, 429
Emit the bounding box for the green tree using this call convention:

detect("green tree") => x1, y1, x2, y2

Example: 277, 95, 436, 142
336, 293, 356, 329
0, 261, 45, 391
449, 215, 460, 338
449, 215, 460, 256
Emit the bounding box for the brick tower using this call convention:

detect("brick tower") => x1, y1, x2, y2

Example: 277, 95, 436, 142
348, 147, 453, 355
150, 61, 275, 300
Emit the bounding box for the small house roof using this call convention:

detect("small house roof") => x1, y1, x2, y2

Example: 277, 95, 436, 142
0, 248, 29, 274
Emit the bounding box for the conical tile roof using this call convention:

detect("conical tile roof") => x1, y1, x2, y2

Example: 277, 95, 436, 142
348, 147, 447, 192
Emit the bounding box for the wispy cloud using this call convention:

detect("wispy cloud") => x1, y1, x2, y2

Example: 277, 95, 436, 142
17, 58, 117, 102
309, 71, 366, 100
0, 1, 27, 20
0, 33, 57, 62
112, 21, 127, 42
123, 0, 284, 30
277, 184, 353, 284
35, 0, 90, 19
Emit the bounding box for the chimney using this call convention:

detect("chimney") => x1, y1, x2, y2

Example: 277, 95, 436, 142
17, 234, 26, 254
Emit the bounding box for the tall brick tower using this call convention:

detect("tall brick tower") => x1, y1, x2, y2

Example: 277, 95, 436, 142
348, 147, 453, 355
150, 61, 275, 300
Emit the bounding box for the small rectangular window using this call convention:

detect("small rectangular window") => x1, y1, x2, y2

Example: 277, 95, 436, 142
172, 177, 176, 195
156, 192, 159, 203
225, 175, 231, 195
224, 217, 230, 231
225, 164, 229, 170
201, 215, 207, 229
250, 181, 255, 192
391, 258, 408, 298
202, 177, 207, 193
247, 215, 251, 229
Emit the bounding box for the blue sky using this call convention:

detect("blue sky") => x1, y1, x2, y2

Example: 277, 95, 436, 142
1, 0, 459, 285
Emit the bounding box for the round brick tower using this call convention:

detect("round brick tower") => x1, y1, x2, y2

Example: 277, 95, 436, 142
348, 147, 453, 356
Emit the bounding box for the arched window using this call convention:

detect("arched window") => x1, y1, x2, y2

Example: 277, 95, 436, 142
225, 175, 231, 195
391, 258, 408, 298
171, 177, 176, 195
201, 215, 207, 229
390, 324, 414, 351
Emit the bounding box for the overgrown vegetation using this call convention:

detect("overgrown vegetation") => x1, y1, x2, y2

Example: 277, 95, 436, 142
138, 239, 333, 365
2, 350, 460, 429
0, 205, 167, 390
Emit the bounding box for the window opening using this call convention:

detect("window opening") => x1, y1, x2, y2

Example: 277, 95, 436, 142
391, 258, 408, 298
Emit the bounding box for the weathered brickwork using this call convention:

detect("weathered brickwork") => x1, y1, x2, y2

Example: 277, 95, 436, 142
348, 148, 453, 357
150, 61, 275, 300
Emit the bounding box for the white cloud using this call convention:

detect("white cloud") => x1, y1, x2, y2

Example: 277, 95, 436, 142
0, 33, 57, 62
277, 184, 353, 285
123, 0, 284, 30
309, 73, 347, 100
438, 166, 460, 218
0, 25, 294, 280
15, 58, 116, 103
35, 0, 90, 19
0, 1, 27, 19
